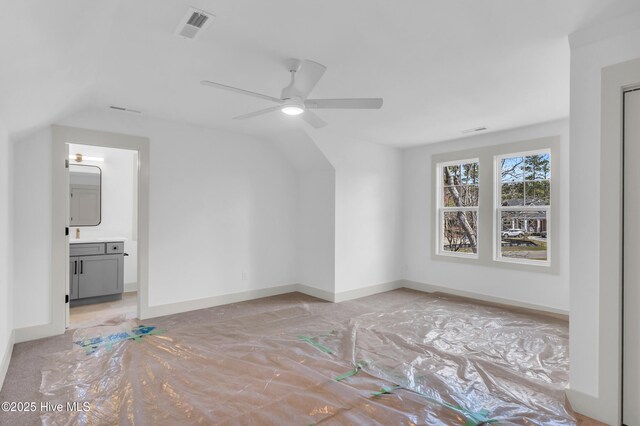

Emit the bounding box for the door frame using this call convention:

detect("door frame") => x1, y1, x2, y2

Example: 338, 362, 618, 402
592, 58, 640, 424
52, 125, 150, 335
623, 85, 640, 425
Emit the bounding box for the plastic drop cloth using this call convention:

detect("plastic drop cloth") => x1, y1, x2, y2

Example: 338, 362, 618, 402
40, 290, 574, 425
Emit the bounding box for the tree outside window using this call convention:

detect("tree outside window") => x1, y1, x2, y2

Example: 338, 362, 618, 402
438, 160, 479, 256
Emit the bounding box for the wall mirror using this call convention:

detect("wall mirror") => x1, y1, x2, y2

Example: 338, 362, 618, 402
69, 164, 102, 226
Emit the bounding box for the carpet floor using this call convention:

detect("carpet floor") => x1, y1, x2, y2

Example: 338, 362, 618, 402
0, 289, 600, 425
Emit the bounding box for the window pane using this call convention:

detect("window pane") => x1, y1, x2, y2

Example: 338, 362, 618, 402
525, 153, 551, 180
443, 211, 478, 254
461, 162, 479, 185
501, 182, 524, 206
442, 165, 461, 186
444, 185, 478, 207
500, 211, 548, 261
524, 180, 550, 206
501, 157, 524, 183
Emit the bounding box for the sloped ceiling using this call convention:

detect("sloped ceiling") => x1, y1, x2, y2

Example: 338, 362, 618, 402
1, 0, 638, 145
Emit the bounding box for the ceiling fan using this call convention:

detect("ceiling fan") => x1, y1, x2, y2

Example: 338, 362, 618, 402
200, 59, 383, 128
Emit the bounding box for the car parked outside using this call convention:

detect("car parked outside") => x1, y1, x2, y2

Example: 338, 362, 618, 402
502, 228, 525, 238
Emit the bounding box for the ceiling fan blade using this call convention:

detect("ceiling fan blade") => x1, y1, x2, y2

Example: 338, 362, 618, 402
201, 80, 283, 104
295, 60, 327, 98
305, 98, 383, 109
233, 106, 282, 120
300, 110, 327, 129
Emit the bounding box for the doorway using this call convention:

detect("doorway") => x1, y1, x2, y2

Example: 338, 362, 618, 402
623, 87, 640, 425
51, 125, 150, 337
67, 143, 139, 328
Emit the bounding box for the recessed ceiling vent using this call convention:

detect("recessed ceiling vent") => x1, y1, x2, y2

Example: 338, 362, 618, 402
461, 126, 487, 134
109, 106, 142, 114
175, 8, 214, 40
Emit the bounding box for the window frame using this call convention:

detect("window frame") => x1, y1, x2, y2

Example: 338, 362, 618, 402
494, 149, 551, 267
436, 158, 480, 259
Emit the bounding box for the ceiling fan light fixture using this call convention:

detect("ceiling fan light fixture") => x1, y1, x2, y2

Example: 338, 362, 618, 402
281, 105, 304, 115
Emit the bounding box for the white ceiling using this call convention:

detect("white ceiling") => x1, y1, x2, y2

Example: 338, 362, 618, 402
1, 0, 638, 147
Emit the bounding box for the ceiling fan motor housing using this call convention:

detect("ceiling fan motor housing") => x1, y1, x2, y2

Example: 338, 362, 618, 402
281, 96, 305, 115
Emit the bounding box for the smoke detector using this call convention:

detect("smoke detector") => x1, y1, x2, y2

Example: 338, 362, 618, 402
175, 7, 214, 40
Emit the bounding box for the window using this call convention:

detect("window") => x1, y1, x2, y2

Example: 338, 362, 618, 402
496, 151, 550, 265
437, 159, 479, 257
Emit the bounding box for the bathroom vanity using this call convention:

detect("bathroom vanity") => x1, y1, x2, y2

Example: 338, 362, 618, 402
69, 239, 124, 306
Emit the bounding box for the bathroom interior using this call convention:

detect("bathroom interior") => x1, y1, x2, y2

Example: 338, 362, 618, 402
68, 143, 138, 328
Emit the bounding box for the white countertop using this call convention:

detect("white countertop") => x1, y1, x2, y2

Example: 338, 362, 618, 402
69, 237, 127, 244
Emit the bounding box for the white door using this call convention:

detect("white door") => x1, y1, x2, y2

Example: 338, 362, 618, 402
624, 87, 640, 425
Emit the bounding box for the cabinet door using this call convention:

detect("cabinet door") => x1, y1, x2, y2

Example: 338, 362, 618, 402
78, 254, 123, 298
69, 258, 79, 300
70, 186, 101, 226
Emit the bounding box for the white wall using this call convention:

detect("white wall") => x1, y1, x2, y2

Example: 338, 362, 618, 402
61, 109, 299, 308
12, 107, 299, 329
0, 122, 14, 389
297, 170, 335, 295
68, 144, 138, 288
12, 127, 53, 328
313, 133, 404, 295
403, 119, 570, 312
567, 13, 640, 424
271, 129, 336, 297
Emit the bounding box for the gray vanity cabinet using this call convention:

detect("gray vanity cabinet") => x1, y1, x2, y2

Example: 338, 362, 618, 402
70, 241, 124, 306
69, 259, 79, 300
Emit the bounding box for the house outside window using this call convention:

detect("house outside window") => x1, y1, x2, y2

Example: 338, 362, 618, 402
437, 159, 479, 258
496, 150, 550, 266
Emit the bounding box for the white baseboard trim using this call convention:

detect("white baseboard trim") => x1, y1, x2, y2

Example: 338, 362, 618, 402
14, 322, 64, 344
0, 329, 15, 392
141, 284, 302, 319
124, 282, 138, 293
141, 283, 337, 320
401, 279, 569, 316
296, 284, 335, 302
13, 279, 568, 342
333, 280, 403, 303
566, 388, 619, 425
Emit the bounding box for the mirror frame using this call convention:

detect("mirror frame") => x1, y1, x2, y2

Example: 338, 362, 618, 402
69, 163, 102, 227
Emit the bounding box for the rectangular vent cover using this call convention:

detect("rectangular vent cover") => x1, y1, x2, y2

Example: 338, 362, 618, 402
461, 127, 488, 134
187, 12, 208, 28
175, 8, 214, 40
109, 106, 142, 114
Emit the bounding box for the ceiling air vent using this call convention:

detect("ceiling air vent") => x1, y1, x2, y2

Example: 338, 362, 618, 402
461, 126, 487, 134
109, 106, 142, 114
175, 8, 214, 40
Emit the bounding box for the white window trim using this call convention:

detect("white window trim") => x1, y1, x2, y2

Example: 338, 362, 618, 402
436, 158, 480, 259
494, 149, 551, 267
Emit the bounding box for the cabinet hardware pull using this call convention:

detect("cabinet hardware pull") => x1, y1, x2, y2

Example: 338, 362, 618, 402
80, 260, 83, 274
74, 260, 77, 275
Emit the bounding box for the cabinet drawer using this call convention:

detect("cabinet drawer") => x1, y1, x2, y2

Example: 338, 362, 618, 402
106, 242, 124, 254
70, 243, 105, 257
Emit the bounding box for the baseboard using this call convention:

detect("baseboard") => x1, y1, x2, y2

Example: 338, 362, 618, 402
14, 322, 64, 344
566, 388, 619, 425
13, 279, 568, 342
333, 280, 403, 303
141, 284, 302, 319
400, 279, 569, 317
124, 282, 138, 293
0, 329, 15, 392
295, 284, 335, 302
